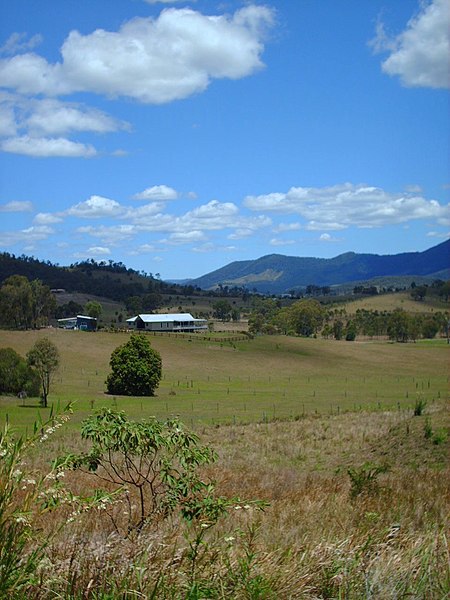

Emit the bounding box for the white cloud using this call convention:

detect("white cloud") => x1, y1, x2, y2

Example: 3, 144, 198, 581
124, 202, 165, 221
133, 184, 178, 201
67, 195, 123, 218
0, 103, 17, 136
269, 238, 295, 246
244, 183, 449, 230
228, 228, 255, 240
0, 6, 275, 103
25, 99, 130, 136
1, 135, 97, 157
319, 233, 342, 242
87, 246, 110, 255
76, 224, 137, 243
0, 33, 43, 55
33, 212, 63, 224
0, 95, 129, 157
371, 0, 449, 88
192, 242, 236, 253
129, 243, 159, 255
0, 200, 33, 212
273, 222, 301, 233
0, 225, 54, 247
165, 230, 208, 244
427, 230, 449, 238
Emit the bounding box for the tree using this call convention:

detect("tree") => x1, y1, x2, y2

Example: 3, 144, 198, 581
84, 300, 102, 319
212, 300, 233, 322
0, 348, 40, 397
26, 338, 60, 407
387, 309, 411, 343
105, 334, 162, 396
0, 275, 33, 329
30, 279, 56, 328
286, 299, 325, 337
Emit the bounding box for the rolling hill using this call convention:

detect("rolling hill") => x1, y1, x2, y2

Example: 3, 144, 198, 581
188, 239, 449, 294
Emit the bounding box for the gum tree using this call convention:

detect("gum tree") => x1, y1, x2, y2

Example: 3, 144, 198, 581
26, 338, 60, 407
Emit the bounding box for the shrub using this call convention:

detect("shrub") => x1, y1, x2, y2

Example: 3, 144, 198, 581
413, 396, 427, 416
105, 334, 162, 396
347, 463, 388, 498
59, 409, 265, 536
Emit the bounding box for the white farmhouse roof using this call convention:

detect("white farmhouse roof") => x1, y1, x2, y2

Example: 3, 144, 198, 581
126, 313, 200, 324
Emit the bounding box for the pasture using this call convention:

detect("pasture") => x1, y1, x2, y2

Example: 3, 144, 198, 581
0, 328, 448, 432
0, 328, 448, 598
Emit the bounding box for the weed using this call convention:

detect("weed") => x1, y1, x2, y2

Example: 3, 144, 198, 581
414, 395, 427, 416
347, 462, 389, 498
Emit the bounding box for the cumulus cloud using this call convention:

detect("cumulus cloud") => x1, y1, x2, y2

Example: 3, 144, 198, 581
67, 195, 123, 218
1, 135, 97, 157
165, 230, 207, 244
0, 200, 33, 212
0, 6, 274, 103
0, 225, 54, 247
133, 185, 178, 201
319, 233, 342, 242
0, 95, 129, 157
77, 224, 137, 243
244, 183, 449, 230
25, 99, 130, 136
33, 212, 63, 224
371, 0, 449, 88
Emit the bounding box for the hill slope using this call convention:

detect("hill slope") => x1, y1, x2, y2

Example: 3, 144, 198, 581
189, 239, 449, 294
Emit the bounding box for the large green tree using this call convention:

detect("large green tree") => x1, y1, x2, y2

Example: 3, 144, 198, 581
285, 299, 326, 337
0, 275, 33, 329
84, 300, 102, 319
105, 334, 162, 396
26, 338, 60, 407
0, 276, 55, 329
0, 348, 40, 397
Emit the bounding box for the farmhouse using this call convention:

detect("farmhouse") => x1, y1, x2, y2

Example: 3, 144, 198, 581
126, 313, 208, 333
57, 315, 97, 331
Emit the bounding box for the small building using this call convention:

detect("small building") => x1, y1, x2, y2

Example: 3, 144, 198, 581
126, 313, 208, 333
57, 315, 97, 331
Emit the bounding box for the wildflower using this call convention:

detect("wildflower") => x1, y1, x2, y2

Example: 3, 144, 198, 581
243, 504, 252, 510
234, 505, 242, 510
225, 536, 235, 543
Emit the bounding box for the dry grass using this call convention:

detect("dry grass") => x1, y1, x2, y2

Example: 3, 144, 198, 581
13, 397, 448, 599
343, 290, 449, 314
1, 329, 448, 597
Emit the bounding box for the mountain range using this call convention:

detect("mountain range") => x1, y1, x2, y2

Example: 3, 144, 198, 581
187, 239, 449, 294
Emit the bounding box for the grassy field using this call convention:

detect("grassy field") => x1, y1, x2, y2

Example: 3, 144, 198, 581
0, 328, 448, 598
0, 328, 448, 433
342, 290, 449, 314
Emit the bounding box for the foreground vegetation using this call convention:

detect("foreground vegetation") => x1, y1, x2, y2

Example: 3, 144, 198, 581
0, 330, 448, 598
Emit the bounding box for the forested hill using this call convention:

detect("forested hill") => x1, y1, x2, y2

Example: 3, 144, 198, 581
188, 239, 450, 294
0, 255, 193, 302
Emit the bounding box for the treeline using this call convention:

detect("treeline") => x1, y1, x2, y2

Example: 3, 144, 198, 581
248, 298, 449, 342
0, 275, 56, 330
0, 253, 200, 302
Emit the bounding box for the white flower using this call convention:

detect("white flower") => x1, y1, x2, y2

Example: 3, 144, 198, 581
225, 536, 235, 542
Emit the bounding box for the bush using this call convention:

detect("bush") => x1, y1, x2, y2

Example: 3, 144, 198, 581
105, 334, 162, 396
0, 347, 40, 397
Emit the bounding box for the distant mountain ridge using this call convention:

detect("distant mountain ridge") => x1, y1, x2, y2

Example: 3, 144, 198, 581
188, 239, 450, 294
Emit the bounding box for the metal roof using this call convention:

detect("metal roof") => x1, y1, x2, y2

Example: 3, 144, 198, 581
126, 313, 204, 324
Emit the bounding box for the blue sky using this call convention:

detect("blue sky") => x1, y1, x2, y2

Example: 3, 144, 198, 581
0, 0, 448, 280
